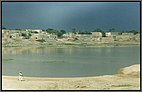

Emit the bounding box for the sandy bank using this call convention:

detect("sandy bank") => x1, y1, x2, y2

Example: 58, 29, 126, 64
2, 64, 140, 90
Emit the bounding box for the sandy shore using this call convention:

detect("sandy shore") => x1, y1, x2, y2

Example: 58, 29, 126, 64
2, 65, 140, 90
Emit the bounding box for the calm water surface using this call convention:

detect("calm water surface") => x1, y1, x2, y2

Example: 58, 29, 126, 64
2, 47, 140, 77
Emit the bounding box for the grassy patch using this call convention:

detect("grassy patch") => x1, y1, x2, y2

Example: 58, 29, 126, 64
63, 43, 77, 45
36, 39, 46, 43
2, 58, 14, 61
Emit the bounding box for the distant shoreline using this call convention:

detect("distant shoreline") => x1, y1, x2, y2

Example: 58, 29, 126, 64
2, 42, 140, 48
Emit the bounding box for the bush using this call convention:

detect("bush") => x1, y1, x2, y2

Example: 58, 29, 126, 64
36, 39, 46, 42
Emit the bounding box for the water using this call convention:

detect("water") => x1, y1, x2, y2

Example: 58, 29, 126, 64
2, 46, 140, 77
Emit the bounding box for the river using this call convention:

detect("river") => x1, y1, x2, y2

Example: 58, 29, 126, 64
2, 46, 140, 77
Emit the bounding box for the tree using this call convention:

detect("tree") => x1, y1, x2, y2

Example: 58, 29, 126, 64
118, 32, 122, 35
60, 30, 66, 34
21, 33, 31, 39
134, 31, 139, 35
46, 28, 66, 38
93, 28, 102, 32
102, 32, 106, 37
72, 28, 77, 34
42, 29, 46, 31
28, 33, 32, 37
57, 30, 67, 38
15, 29, 22, 30
108, 28, 115, 32
36, 39, 46, 43
129, 30, 139, 35
46, 28, 58, 34
57, 32, 63, 38
2, 26, 7, 29
21, 33, 27, 37
31, 31, 38, 34
78, 31, 92, 35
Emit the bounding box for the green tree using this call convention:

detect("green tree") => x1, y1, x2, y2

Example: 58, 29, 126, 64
46, 28, 66, 38
36, 39, 46, 43
60, 30, 66, 34
57, 32, 63, 38
57, 30, 66, 38
108, 28, 115, 32
93, 28, 102, 32
118, 32, 122, 35
72, 28, 77, 34
78, 31, 92, 35
31, 31, 38, 34
46, 28, 58, 34
15, 29, 22, 30
21, 33, 27, 37
42, 29, 46, 31
129, 30, 139, 35
102, 32, 106, 37
2, 26, 7, 29
28, 33, 32, 37
21, 33, 31, 39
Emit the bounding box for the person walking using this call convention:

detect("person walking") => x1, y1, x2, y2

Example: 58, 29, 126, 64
18, 71, 23, 81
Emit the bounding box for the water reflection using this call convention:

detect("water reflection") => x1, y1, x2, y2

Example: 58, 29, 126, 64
2, 46, 76, 55
2, 47, 45, 54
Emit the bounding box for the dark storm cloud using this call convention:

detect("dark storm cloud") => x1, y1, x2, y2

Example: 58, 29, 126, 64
2, 2, 140, 32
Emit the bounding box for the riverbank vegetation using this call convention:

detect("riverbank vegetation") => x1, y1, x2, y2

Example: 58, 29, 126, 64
2, 58, 14, 62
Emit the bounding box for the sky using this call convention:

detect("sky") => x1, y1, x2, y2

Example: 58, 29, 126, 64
2, 2, 140, 32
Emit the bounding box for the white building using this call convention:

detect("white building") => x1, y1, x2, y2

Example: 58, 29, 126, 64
105, 32, 119, 37
122, 33, 134, 36
2, 30, 11, 39
91, 32, 102, 37
10, 33, 21, 39
63, 32, 76, 38
26, 29, 42, 33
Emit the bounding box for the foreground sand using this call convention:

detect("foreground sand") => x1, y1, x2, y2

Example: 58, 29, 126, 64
2, 64, 140, 90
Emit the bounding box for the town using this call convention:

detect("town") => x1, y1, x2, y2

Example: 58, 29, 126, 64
2, 28, 140, 47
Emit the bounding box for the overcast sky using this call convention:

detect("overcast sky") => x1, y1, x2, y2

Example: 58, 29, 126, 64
2, 2, 140, 32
